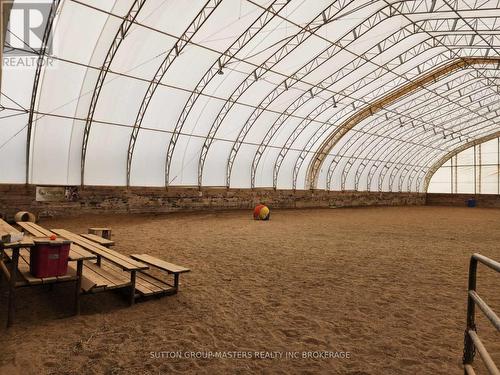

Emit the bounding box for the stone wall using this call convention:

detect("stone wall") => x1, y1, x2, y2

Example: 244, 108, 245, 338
0, 184, 426, 219
426, 193, 500, 208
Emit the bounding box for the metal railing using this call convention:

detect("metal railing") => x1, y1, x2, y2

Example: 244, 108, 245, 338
463, 253, 500, 375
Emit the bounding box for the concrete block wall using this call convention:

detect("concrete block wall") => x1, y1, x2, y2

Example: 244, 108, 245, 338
0, 184, 426, 219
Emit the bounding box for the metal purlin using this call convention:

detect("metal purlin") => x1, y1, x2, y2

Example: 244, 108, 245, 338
126, 0, 223, 187
80, 0, 147, 186
162, 0, 291, 187
233, 7, 500, 190
194, 0, 353, 188
25, 0, 61, 183
309, 3, 500, 190
333, 67, 500, 191
267, 32, 500, 189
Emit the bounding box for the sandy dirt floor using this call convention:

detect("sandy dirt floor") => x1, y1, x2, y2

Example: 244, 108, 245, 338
0, 206, 499, 374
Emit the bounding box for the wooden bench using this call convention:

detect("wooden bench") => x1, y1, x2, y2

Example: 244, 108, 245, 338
130, 253, 190, 295
80, 233, 114, 247
17, 222, 140, 302
1, 220, 95, 327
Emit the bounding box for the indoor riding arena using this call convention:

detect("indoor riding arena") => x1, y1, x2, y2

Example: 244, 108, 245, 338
0, 1, 499, 375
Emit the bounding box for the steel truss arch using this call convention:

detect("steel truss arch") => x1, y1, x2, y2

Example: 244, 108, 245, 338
346, 74, 500, 192
405, 122, 500, 193
126, 0, 223, 186
342, 82, 500, 194
384, 98, 500, 193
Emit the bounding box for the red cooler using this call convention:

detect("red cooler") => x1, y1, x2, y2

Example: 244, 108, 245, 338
30, 238, 71, 278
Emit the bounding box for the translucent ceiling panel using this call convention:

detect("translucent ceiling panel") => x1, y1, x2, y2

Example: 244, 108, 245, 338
54, 0, 122, 65
31, 115, 75, 184
137, 1, 208, 38
253, 147, 280, 187
480, 166, 498, 194
214, 103, 256, 141
168, 134, 204, 186
457, 166, 474, 194
275, 149, 300, 189
201, 140, 232, 187
84, 122, 130, 185
91, 74, 149, 127
0, 113, 28, 183
428, 164, 452, 193
109, 24, 177, 81
190, 0, 264, 53
160, 44, 219, 91
139, 85, 192, 132
31, 60, 91, 184
129, 128, 170, 187
229, 143, 258, 188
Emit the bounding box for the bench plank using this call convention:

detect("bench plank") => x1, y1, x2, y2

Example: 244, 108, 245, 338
18, 222, 96, 261
80, 233, 115, 247
52, 229, 147, 271
130, 254, 190, 274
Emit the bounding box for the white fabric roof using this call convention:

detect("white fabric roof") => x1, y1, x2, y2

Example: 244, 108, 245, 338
1, 0, 499, 192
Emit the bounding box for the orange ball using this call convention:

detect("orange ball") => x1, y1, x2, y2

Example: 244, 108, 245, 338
49, 234, 57, 240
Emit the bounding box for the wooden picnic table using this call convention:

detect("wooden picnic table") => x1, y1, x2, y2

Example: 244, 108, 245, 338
1, 219, 96, 327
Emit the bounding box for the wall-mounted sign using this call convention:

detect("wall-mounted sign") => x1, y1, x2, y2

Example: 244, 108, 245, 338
36, 186, 79, 202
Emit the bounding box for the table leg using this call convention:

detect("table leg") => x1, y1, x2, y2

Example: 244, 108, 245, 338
129, 270, 136, 306
7, 247, 19, 328
173, 273, 179, 291
74, 260, 83, 315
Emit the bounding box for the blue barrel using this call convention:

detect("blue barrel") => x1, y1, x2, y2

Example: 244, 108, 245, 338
467, 198, 476, 208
